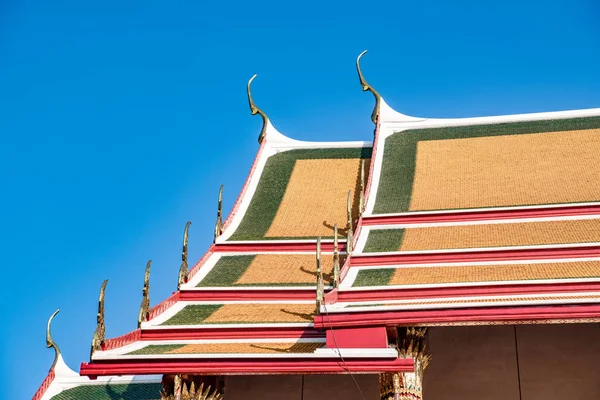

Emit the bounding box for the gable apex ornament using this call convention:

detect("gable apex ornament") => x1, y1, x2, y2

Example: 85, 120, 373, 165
356, 50, 381, 125
46, 309, 61, 371
247, 74, 269, 144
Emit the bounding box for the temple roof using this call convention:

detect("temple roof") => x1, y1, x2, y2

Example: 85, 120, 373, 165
34, 54, 600, 397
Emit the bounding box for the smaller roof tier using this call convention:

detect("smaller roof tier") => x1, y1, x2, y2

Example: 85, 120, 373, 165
185, 252, 346, 289
143, 301, 316, 328
223, 146, 371, 241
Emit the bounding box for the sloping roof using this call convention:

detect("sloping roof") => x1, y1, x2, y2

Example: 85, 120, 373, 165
324, 102, 600, 327
35, 73, 600, 394
372, 116, 600, 214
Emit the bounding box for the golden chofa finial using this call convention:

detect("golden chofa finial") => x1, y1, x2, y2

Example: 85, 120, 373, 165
359, 159, 366, 216
247, 74, 269, 144
46, 309, 61, 371
356, 50, 381, 125
315, 237, 324, 313
90, 279, 108, 360
214, 185, 224, 242
138, 260, 152, 328
178, 222, 191, 290
346, 190, 354, 254
333, 224, 340, 288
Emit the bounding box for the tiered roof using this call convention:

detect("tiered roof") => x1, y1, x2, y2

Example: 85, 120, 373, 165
317, 98, 600, 330
35, 52, 600, 399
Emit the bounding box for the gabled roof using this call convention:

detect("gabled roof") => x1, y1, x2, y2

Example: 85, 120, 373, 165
326, 95, 600, 328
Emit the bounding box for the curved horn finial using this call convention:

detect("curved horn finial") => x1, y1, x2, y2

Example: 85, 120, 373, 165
247, 74, 269, 144
46, 309, 61, 370
138, 260, 152, 328
356, 50, 381, 124
178, 222, 191, 289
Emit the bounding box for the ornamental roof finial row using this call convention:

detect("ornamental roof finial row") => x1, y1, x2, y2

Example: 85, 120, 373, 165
46, 308, 61, 371
138, 260, 152, 329
346, 190, 354, 253
356, 50, 381, 125
90, 279, 108, 360
315, 237, 324, 313
247, 74, 268, 144
333, 224, 340, 288
214, 185, 224, 242
177, 222, 191, 290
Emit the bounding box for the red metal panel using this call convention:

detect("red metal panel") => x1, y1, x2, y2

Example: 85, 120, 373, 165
325, 326, 388, 349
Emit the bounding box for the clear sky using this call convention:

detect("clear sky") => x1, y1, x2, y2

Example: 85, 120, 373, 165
1, 1, 599, 398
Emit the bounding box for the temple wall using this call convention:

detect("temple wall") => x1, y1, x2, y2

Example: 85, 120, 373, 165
224, 324, 599, 400
224, 374, 379, 400
424, 323, 600, 400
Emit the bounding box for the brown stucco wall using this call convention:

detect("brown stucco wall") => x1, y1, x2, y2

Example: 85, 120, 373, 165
224, 324, 600, 400
225, 374, 379, 400
424, 325, 521, 400
516, 323, 600, 400
424, 323, 600, 400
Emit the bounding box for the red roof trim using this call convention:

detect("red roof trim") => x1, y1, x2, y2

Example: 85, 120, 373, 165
148, 291, 180, 321
80, 358, 413, 376
337, 282, 600, 302
314, 304, 600, 328
179, 289, 318, 301
362, 204, 600, 226
103, 329, 142, 352
215, 242, 347, 253
351, 245, 600, 266
221, 136, 267, 233
32, 369, 55, 400
141, 326, 324, 341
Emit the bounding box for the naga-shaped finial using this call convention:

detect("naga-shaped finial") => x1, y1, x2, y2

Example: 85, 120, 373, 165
90, 279, 108, 360
46, 309, 61, 371
359, 159, 366, 216
333, 224, 340, 288
315, 237, 324, 313
138, 260, 152, 328
346, 190, 354, 253
247, 74, 268, 144
178, 221, 191, 290
356, 50, 382, 125
214, 185, 224, 242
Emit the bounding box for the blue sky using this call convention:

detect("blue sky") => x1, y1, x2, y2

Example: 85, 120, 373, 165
1, 1, 598, 398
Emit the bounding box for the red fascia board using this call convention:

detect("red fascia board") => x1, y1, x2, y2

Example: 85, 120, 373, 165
351, 245, 600, 266
140, 327, 324, 341
32, 369, 55, 400
215, 242, 346, 253
337, 282, 600, 302
80, 357, 413, 377
361, 204, 600, 226
313, 304, 600, 329
179, 289, 317, 301
220, 136, 266, 233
